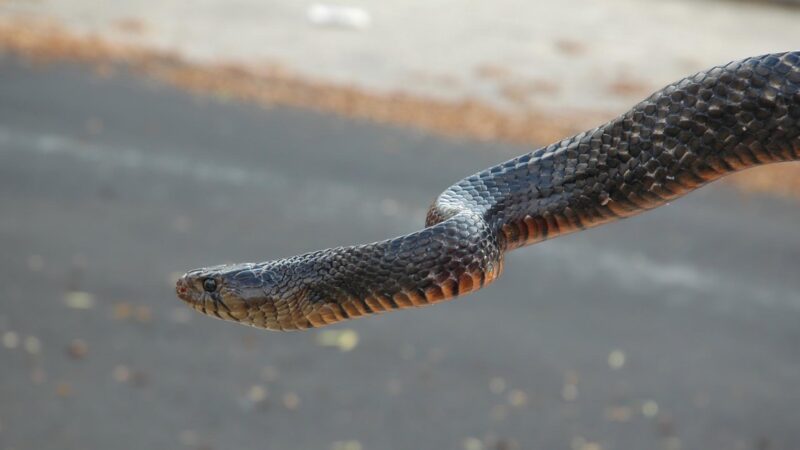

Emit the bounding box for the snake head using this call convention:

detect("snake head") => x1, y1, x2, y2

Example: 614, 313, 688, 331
176, 263, 291, 330
176, 259, 334, 331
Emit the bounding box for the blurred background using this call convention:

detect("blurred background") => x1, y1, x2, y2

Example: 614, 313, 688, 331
1, 1, 800, 449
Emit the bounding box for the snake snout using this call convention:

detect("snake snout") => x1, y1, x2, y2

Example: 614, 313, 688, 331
175, 275, 194, 304
175, 268, 253, 323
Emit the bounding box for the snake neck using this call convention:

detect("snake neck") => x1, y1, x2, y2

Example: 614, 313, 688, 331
429, 52, 800, 251
253, 211, 504, 329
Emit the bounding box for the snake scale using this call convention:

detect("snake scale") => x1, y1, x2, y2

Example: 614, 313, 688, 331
177, 52, 800, 331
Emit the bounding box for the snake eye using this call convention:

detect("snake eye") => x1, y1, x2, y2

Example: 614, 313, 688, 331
203, 278, 218, 292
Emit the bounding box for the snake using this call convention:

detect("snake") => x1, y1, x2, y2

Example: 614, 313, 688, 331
176, 51, 800, 331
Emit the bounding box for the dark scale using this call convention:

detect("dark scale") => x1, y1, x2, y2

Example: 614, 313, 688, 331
176, 52, 800, 331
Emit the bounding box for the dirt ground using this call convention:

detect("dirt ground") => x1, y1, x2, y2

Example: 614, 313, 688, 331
1, 16, 800, 198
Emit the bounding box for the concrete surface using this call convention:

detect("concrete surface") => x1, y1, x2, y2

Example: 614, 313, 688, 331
2, 0, 800, 117
1, 57, 800, 450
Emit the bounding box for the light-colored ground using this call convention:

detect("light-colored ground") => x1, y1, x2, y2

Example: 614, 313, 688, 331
2, 0, 800, 196
4, 0, 800, 116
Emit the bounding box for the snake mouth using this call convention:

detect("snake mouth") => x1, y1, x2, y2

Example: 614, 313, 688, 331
175, 276, 194, 304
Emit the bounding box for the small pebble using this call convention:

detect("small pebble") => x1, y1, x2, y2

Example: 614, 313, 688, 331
55, 382, 73, 397
67, 339, 89, 359
2, 331, 19, 349
239, 384, 269, 411
604, 406, 632, 422
337, 330, 359, 352
134, 306, 152, 323
247, 385, 269, 403
663, 437, 682, 450
64, 291, 95, 310
283, 392, 300, 410
608, 349, 626, 370
490, 437, 520, 450
316, 329, 359, 352
462, 437, 484, 450
331, 440, 362, 450
112, 302, 132, 320
112, 365, 131, 383
508, 389, 528, 408
562, 371, 579, 401
23, 336, 41, 355
571, 438, 603, 450
642, 400, 659, 418
571, 437, 587, 450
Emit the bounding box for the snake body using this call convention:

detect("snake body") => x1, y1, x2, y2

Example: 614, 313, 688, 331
177, 52, 800, 331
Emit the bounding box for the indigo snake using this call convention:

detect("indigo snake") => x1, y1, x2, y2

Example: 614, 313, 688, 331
177, 52, 800, 331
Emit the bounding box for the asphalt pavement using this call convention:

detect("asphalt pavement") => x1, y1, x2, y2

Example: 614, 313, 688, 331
1, 56, 800, 450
